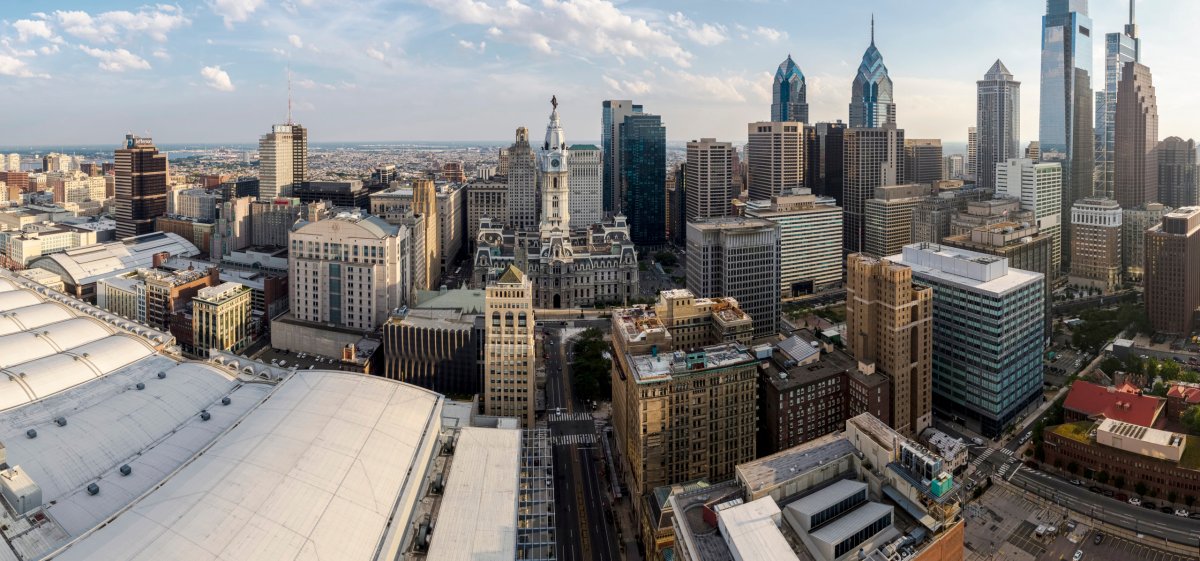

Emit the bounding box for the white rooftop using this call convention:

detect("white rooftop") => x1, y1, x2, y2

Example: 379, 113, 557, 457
890, 243, 1042, 296
29, 232, 199, 287
718, 497, 800, 561
808, 502, 894, 547
426, 426, 520, 561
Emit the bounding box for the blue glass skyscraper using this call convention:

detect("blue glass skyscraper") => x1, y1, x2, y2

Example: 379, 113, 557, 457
620, 113, 666, 246
772, 55, 809, 123
601, 100, 642, 215
1094, 0, 1140, 200
849, 17, 895, 128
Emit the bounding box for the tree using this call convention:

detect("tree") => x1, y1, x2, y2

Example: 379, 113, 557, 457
654, 251, 677, 268
1114, 475, 1125, 490
570, 328, 612, 403
1149, 381, 1168, 397
1095, 471, 1109, 485
1182, 406, 1200, 435
1067, 462, 1078, 474
1099, 357, 1124, 375
1161, 360, 1181, 381
1135, 481, 1148, 497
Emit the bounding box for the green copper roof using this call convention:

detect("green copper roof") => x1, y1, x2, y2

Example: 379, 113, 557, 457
569, 144, 600, 151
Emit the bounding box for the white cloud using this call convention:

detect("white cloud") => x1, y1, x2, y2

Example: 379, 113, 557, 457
668, 12, 727, 46
209, 0, 266, 29
78, 46, 151, 72
457, 39, 486, 53
53, 7, 188, 43
754, 26, 787, 43
366, 47, 387, 61
152, 48, 170, 60
0, 53, 48, 78
602, 74, 651, 96
288, 34, 303, 48
13, 19, 57, 43
38, 44, 60, 55
200, 65, 235, 91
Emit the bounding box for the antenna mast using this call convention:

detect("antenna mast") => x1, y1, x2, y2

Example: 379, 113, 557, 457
286, 65, 294, 125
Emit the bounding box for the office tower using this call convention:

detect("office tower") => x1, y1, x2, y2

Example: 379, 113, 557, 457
602, 99, 642, 213
966, 127, 977, 180
1096, 0, 1141, 199
864, 183, 930, 258
466, 179, 507, 246
210, 196, 252, 257
506, 127, 537, 232
891, 244, 1044, 437
1025, 141, 1040, 160
845, 253, 933, 436
1122, 203, 1168, 281
772, 55, 809, 123
747, 122, 805, 203
113, 134, 168, 239
911, 186, 993, 244
175, 188, 221, 221
1039, 0, 1094, 267
685, 138, 734, 221
1114, 62, 1158, 209
610, 291, 756, 504
483, 264, 536, 427
288, 208, 413, 330
621, 112, 667, 245
995, 158, 1063, 274
903, 139, 943, 185
441, 161, 466, 183
258, 123, 307, 200
942, 155, 964, 180
413, 179, 441, 290
745, 189, 842, 296
843, 126, 904, 253
804, 121, 846, 204
382, 301, 482, 396
567, 143, 602, 228
976, 60, 1020, 190
849, 18, 895, 128
686, 217, 781, 338
668, 164, 686, 246
1157, 137, 1199, 208
435, 182, 466, 275
1145, 207, 1200, 335
1068, 198, 1122, 293
4, 154, 18, 172
192, 282, 252, 353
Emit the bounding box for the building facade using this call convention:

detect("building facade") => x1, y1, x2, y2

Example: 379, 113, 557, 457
567, 144, 602, 228
1068, 198, 1122, 293
1095, 4, 1140, 200
1157, 137, 1198, 209
1114, 61, 1158, 210
903, 139, 943, 186
466, 179, 508, 247
483, 265, 536, 427
383, 304, 482, 396
995, 158, 1064, 274
114, 135, 168, 239
192, 282, 252, 353
685, 138, 734, 221
686, 217, 781, 338
849, 22, 896, 128
804, 121, 846, 205
747, 122, 805, 203
976, 60, 1020, 190
864, 183, 929, 259
621, 112, 667, 246
258, 123, 307, 200
1121, 202, 1168, 281
772, 55, 809, 123
1144, 207, 1200, 335
507, 127, 538, 232
602, 100, 642, 214
843, 127, 904, 254
941, 220, 1054, 337
744, 189, 842, 296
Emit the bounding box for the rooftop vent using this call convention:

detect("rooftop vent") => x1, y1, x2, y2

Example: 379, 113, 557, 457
157, 371, 166, 379
86, 483, 99, 496
221, 396, 231, 406
135, 382, 145, 390
53, 417, 66, 427
200, 411, 211, 421
25, 429, 36, 439
119, 464, 131, 476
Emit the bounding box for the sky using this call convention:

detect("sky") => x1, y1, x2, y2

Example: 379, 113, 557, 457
2, 0, 1198, 147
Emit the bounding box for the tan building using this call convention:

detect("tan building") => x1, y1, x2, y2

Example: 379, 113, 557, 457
1114, 62, 1158, 210
483, 264, 536, 427
941, 220, 1054, 336
466, 179, 507, 247
413, 179, 441, 290
864, 183, 929, 258
192, 282, 252, 353
1068, 198, 1122, 293
845, 253, 933, 436
685, 138, 734, 221
1122, 203, 1169, 282
1145, 207, 1200, 335
746, 122, 805, 202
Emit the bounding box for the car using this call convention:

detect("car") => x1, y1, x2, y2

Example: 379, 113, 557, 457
1127, 497, 1141, 506
1190, 512, 1200, 520
1107, 491, 1118, 498
1088, 486, 1101, 494
1175, 509, 1190, 517
1072, 550, 1083, 561
1160, 506, 1174, 514
971, 437, 984, 446
1093, 533, 1104, 545
1141, 501, 1157, 510
1070, 479, 1082, 486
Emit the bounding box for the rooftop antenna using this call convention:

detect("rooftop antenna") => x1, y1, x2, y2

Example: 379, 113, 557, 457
870, 13, 875, 45
286, 64, 294, 126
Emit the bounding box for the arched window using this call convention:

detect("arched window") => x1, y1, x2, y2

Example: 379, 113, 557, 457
505, 312, 514, 326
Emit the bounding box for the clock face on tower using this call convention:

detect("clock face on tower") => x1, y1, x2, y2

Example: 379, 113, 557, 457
551, 158, 560, 168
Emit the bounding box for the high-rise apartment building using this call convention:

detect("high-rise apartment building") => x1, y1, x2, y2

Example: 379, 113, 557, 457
995, 159, 1063, 274
507, 127, 538, 232
483, 264, 536, 427
1095, 0, 1141, 199
772, 55, 809, 123
1068, 198, 1122, 293
192, 282, 252, 353
685, 138, 734, 221
1114, 61, 1158, 209
288, 208, 413, 331
567, 143, 602, 228
864, 183, 929, 258
686, 217, 780, 338
258, 123, 307, 200
1157, 137, 1198, 208
413, 179, 441, 290
1039, 0, 1094, 257
903, 139, 942, 185
114, 134, 169, 239
976, 60, 1020, 190
942, 155, 965, 180
891, 244, 1044, 437
849, 20, 895, 128
745, 189, 842, 296
1122, 202, 1168, 281
621, 112, 667, 245
602, 99, 642, 213
843, 126, 904, 254
1145, 207, 1200, 335
845, 253, 932, 436
747, 122, 805, 203
804, 122, 846, 205
466, 179, 508, 246
966, 127, 978, 180
668, 164, 686, 246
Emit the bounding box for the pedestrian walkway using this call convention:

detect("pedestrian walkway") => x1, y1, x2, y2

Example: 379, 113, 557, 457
553, 433, 596, 446
550, 412, 594, 422
969, 448, 995, 470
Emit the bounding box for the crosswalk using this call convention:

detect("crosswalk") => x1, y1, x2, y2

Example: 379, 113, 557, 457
969, 448, 995, 470
552, 433, 596, 446
549, 412, 593, 422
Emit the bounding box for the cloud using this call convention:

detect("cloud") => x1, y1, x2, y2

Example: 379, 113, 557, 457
13, 19, 57, 43
366, 47, 387, 61
200, 65, 235, 91
754, 26, 787, 43
152, 48, 170, 60
421, 0, 693, 67
53, 7, 188, 43
458, 39, 486, 53
288, 34, 303, 48
38, 45, 60, 55
602, 74, 652, 96
668, 12, 727, 46
209, 0, 266, 29
0, 53, 48, 78
78, 46, 151, 72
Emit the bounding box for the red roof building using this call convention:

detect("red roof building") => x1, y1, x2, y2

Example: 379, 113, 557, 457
1165, 382, 1200, 421
1062, 380, 1165, 428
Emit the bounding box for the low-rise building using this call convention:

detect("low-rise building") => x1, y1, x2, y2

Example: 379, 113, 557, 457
192, 282, 252, 353
382, 288, 485, 396
1062, 380, 1165, 428
1044, 418, 1199, 501
1068, 197, 1122, 293
28, 231, 201, 302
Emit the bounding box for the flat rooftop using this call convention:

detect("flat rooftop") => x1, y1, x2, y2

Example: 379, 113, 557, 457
889, 243, 1042, 296
720, 497, 801, 561
737, 435, 858, 494
426, 427, 520, 561
628, 343, 754, 383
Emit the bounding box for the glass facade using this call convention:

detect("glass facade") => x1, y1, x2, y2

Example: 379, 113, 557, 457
620, 113, 667, 245
1094, 10, 1139, 199
833, 512, 892, 558
772, 56, 809, 123
849, 31, 895, 128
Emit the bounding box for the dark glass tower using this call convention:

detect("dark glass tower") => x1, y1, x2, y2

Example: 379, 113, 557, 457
114, 134, 168, 239
620, 113, 666, 246
977, 60, 1020, 190
849, 17, 895, 128
601, 100, 642, 214
772, 55, 809, 123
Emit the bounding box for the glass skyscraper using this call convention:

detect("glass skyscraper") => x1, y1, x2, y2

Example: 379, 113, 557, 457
976, 60, 1020, 190
1094, 1, 1140, 200
772, 55, 809, 123
1039, 0, 1094, 270
620, 113, 666, 245
601, 100, 642, 214
849, 18, 895, 129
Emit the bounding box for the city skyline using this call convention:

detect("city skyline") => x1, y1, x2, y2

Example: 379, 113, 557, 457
4, 1, 1200, 145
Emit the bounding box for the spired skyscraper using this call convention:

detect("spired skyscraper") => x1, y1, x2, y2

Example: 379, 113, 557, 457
1039, 0, 1094, 269
849, 17, 896, 129
976, 60, 1020, 190
1095, 0, 1141, 200
772, 55, 809, 123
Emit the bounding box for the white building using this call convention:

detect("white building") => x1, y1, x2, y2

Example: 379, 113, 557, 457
258, 123, 307, 200
686, 138, 734, 221
567, 143, 602, 228
994, 158, 1063, 274
27, 231, 200, 302
4, 223, 99, 265
175, 188, 221, 221
745, 189, 842, 296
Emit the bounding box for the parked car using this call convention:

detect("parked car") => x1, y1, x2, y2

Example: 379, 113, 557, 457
1127, 497, 1141, 506
1160, 506, 1174, 514
1070, 479, 1083, 486
1190, 512, 1200, 520
1093, 533, 1104, 545
1174, 509, 1190, 517
1072, 550, 1083, 561
1110, 492, 1121, 499
1088, 486, 1101, 494
1142, 501, 1157, 510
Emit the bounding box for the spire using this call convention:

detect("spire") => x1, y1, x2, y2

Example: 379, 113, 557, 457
1125, 0, 1138, 38
870, 13, 875, 45
286, 64, 293, 125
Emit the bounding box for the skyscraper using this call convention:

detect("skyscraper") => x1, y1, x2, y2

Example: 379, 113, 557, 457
567, 143, 602, 228
1122, 202, 1168, 282
903, 139, 943, 185
685, 138, 734, 221
1114, 61, 1158, 210
976, 60, 1020, 190
602, 99, 642, 213
258, 123, 307, 200
483, 264, 536, 427
843, 126, 904, 254
1157, 137, 1199, 208
747, 122, 805, 202
1145, 207, 1200, 335
745, 190, 842, 296
1067, 198, 1123, 293
686, 217, 781, 338
864, 183, 929, 258
966, 127, 977, 180
1095, 0, 1141, 199
849, 17, 895, 128
772, 55, 809, 123
1039, 0, 1094, 267
507, 127, 537, 232
804, 121, 846, 205
621, 112, 667, 245
114, 134, 168, 239
995, 158, 1064, 274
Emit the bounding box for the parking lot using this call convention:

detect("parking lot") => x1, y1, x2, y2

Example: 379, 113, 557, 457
1060, 534, 1196, 561
256, 347, 343, 371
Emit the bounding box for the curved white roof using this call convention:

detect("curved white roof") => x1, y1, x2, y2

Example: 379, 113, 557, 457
0, 302, 77, 337
0, 290, 45, 313
0, 336, 158, 412
29, 232, 199, 287
0, 317, 114, 369
0, 278, 18, 293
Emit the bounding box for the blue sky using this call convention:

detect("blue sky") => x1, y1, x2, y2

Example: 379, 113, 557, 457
2, 0, 1197, 146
